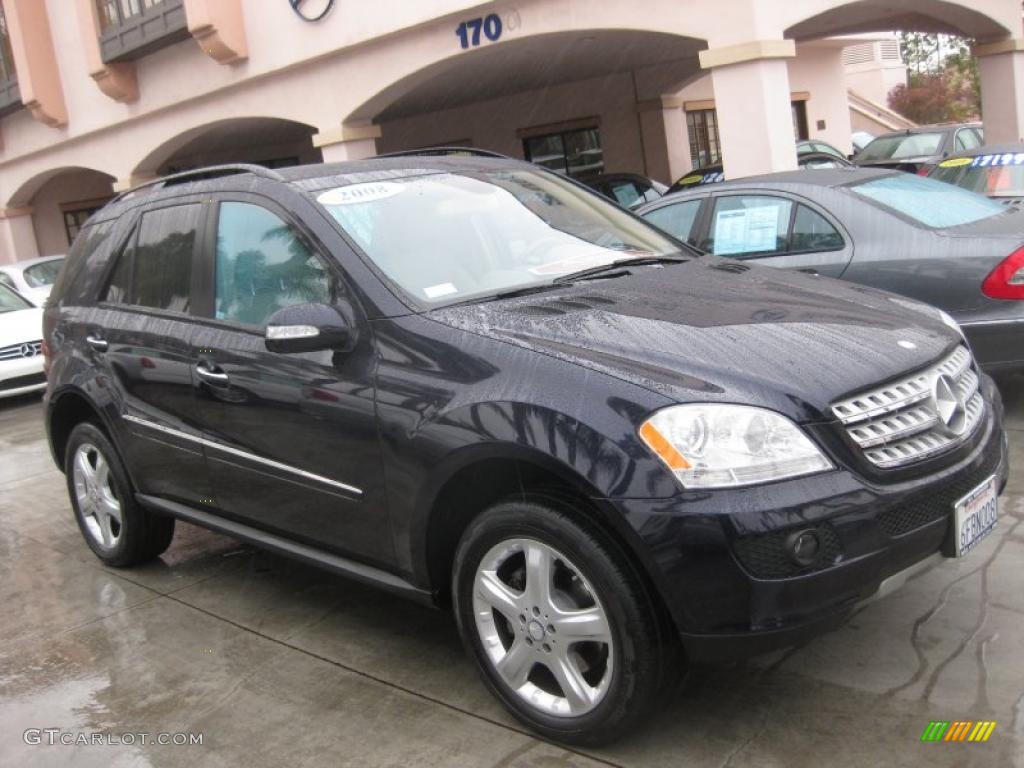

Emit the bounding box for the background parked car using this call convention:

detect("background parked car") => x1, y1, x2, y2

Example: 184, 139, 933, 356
853, 123, 983, 175
0, 283, 45, 398
851, 131, 875, 154
928, 144, 1024, 205
583, 173, 667, 209
0, 254, 66, 306
667, 149, 852, 193
637, 168, 1024, 372
797, 139, 848, 161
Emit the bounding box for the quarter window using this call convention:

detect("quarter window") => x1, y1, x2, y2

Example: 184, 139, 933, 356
101, 204, 199, 312
215, 202, 331, 327
704, 196, 792, 256
790, 205, 844, 252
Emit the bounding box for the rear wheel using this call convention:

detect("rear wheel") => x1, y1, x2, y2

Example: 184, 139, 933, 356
65, 422, 175, 567
452, 497, 675, 745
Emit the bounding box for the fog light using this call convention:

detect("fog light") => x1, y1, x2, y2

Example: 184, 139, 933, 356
786, 529, 822, 567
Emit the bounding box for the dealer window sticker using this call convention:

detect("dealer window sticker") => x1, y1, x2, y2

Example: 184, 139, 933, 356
713, 205, 781, 255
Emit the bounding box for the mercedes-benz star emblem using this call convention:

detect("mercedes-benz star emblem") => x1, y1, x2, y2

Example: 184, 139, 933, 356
932, 374, 967, 435
19, 343, 36, 358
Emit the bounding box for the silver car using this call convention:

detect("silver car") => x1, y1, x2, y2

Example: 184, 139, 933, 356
637, 168, 1024, 372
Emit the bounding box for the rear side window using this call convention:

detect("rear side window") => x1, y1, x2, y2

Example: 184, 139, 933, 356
954, 128, 982, 152
51, 220, 115, 306
215, 202, 332, 326
102, 204, 200, 312
643, 200, 702, 243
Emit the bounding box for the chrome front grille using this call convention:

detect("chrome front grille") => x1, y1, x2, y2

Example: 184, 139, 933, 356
0, 340, 42, 361
831, 345, 985, 468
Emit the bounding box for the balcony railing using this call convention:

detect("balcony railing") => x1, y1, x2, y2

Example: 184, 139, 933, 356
96, 0, 189, 64
0, 3, 20, 117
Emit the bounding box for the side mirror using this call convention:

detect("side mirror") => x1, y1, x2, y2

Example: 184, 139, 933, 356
265, 302, 357, 354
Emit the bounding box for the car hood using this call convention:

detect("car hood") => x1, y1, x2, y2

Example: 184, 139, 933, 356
0, 307, 43, 347
428, 259, 959, 422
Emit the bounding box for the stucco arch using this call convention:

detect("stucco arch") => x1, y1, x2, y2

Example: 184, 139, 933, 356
782, 0, 1018, 41
131, 116, 321, 178
346, 28, 708, 125
7, 166, 115, 209
332, 0, 714, 127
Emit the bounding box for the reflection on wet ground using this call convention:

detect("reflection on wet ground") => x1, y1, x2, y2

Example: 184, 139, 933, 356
1, 375, 1023, 767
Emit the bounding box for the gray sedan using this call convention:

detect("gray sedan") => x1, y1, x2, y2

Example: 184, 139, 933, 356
636, 168, 1024, 372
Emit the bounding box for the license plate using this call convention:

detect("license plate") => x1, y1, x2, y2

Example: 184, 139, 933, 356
953, 475, 998, 558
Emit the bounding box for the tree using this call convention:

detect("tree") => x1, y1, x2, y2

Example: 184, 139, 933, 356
890, 32, 980, 123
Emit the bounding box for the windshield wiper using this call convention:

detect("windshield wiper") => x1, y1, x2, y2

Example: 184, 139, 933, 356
552, 255, 689, 284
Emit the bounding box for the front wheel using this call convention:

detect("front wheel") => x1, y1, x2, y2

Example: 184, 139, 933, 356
452, 498, 676, 745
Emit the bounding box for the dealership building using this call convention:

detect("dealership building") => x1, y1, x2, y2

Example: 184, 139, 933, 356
0, 0, 1022, 263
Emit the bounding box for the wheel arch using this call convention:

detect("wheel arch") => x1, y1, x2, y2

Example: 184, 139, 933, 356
46, 386, 115, 472
415, 442, 678, 637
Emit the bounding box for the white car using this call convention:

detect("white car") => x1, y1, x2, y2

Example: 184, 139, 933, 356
0, 283, 45, 398
0, 255, 65, 306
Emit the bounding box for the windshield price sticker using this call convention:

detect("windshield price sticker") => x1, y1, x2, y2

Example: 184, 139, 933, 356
971, 153, 1024, 168
317, 182, 404, 206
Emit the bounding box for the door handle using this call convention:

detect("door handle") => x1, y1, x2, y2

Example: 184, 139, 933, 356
195, 362, 230, 386
798, 268, 820, 276
85, 334, 108, 352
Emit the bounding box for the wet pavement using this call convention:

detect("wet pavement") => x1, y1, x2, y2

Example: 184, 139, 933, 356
1, 376, 1023, 768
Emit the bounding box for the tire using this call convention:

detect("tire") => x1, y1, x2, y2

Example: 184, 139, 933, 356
452, 496, 677, 745
64, 421, 175, 567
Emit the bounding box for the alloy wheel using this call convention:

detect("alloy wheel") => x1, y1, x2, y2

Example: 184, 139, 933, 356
72, 442, 123, 549
472, 538, 614, 717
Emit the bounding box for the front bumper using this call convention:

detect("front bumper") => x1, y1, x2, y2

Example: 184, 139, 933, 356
612, 375, 1009, 661
0, 355, 46, 398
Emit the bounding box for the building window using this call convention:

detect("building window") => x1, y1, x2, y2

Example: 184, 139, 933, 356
522, 126, 603, 180
63, 205, 105, 246
96, 0, 166, 30
686, 109, 720, 168
687, 100, 811, 167
95, 0, 188, 64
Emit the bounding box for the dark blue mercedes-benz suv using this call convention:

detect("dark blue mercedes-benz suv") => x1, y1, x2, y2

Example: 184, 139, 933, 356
42, 156, 1008, 744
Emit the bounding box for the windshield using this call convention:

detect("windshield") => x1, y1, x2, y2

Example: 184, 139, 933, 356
849, 173, 1007, 228
0, 283, 32, 312
317, 169, 680, 305
857, 132, 943, 162
23, 258, 63, 288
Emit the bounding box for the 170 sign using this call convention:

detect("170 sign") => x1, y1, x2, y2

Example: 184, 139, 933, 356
455, 14, 503, 49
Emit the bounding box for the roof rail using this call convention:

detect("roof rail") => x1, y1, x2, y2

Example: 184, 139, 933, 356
375, 147, 510, 159
110, 164, 286, 203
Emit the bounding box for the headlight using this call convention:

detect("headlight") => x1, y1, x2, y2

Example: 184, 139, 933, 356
936, 308, 966, 341
638, 404, 832, 488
